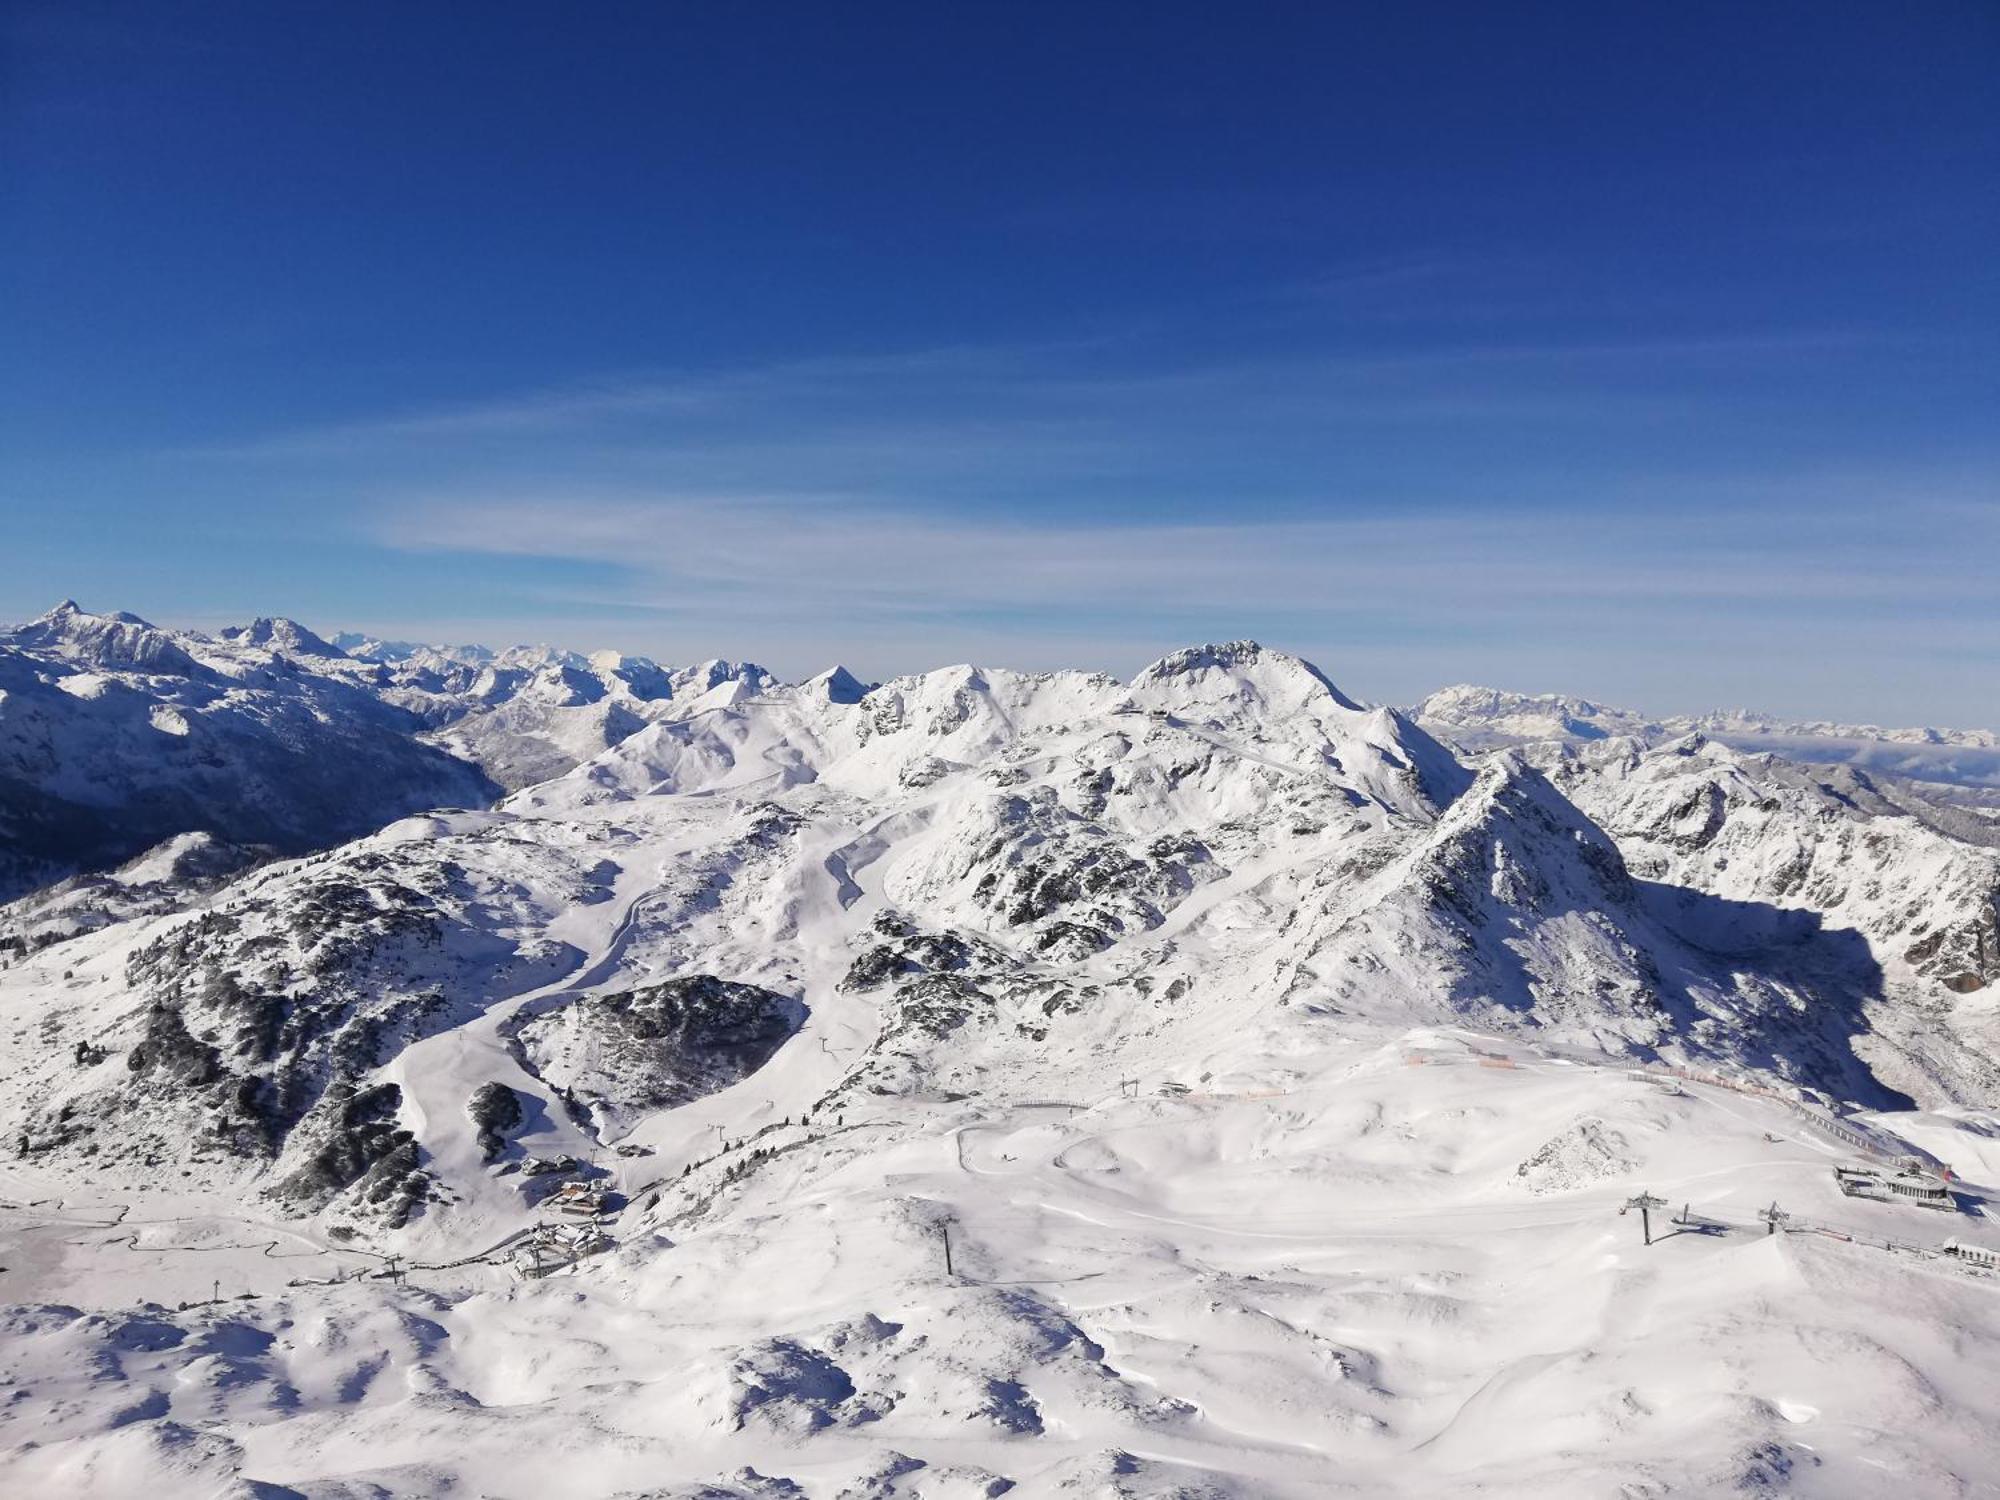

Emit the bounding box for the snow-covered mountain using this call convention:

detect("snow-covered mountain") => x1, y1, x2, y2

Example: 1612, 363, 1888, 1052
444, 655, 778, 791
327, 632, 782, 791
0, 603, 793, 903
367, 641, 779, 792
1416, 682, 2000, 796
1529, 734, 2000, 1103
3, 630, 1998, 1496
0, 603, 495, 901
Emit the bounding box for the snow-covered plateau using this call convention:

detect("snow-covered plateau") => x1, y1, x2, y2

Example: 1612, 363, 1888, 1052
2, 612, 1997, 1498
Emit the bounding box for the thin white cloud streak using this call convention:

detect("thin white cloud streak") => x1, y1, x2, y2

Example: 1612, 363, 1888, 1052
184, 325, 1870, 464
184, 341, 1121, 459
376, 489, 1996, 622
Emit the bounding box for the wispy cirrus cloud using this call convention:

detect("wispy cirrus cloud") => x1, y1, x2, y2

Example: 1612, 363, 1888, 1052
377, 486, 1978, 612
187, 340, 1119, 459
187, 322, 1875, 467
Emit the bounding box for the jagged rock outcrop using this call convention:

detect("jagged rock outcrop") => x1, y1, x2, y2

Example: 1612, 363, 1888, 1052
467, 1080, 526, 1162
511, 977, 805, 1135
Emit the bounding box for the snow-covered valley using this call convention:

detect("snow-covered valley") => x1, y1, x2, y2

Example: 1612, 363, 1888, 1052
2, 617, 1997, 1498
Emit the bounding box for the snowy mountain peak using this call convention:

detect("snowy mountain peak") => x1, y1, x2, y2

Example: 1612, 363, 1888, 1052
5, 599, 201, 676
671, 658, 776, 698
1132, 640, 1365, 716
491, 644, 592, 673
1406, 748, 1640, 935
1457, 748, 1628, 856
1416, 682, 1632, 742
586, 650, 675, 701
805, 665, 871, 704
1424, 757, 1645, 920
522, 663, 613, 707
332, 633, 497, 666
217, 616, 346, 658
1659, 730, 1718, 758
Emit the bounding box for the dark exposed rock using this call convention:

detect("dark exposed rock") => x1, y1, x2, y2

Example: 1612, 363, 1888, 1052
467, 1081, 525, 1162
511, 977, 803, 1134
1034, 921, 1113, 961
885, 974, 995, 1040
1903, 896, 1998, 993
841, 921, 991, 993
961, 787, 1218, 951
126, 1001, 224, 1088
275, 1080, 422, 1222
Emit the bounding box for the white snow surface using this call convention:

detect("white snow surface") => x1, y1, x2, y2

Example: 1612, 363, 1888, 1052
1416, 683, 2000, 795
0, 603, 494, 901
1, 638, 1997, 1497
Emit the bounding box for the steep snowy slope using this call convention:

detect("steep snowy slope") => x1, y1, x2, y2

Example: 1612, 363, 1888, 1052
0, 604, 495, 901
0, 830, 267, 957
1531, 734, 2000, 1104
1271, 751, 1902, 1104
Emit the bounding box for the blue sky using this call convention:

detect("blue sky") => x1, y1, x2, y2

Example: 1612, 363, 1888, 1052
4, 1, 1996, 721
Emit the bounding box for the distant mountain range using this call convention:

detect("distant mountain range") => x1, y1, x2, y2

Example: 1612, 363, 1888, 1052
1413, 682, 2000, 798
0, 601, 783, 902
0, 602, 492, 904
5, 600, 1993, 915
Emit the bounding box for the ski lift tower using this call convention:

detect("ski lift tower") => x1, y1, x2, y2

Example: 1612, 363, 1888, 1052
1622, 1191, 1669, 1246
